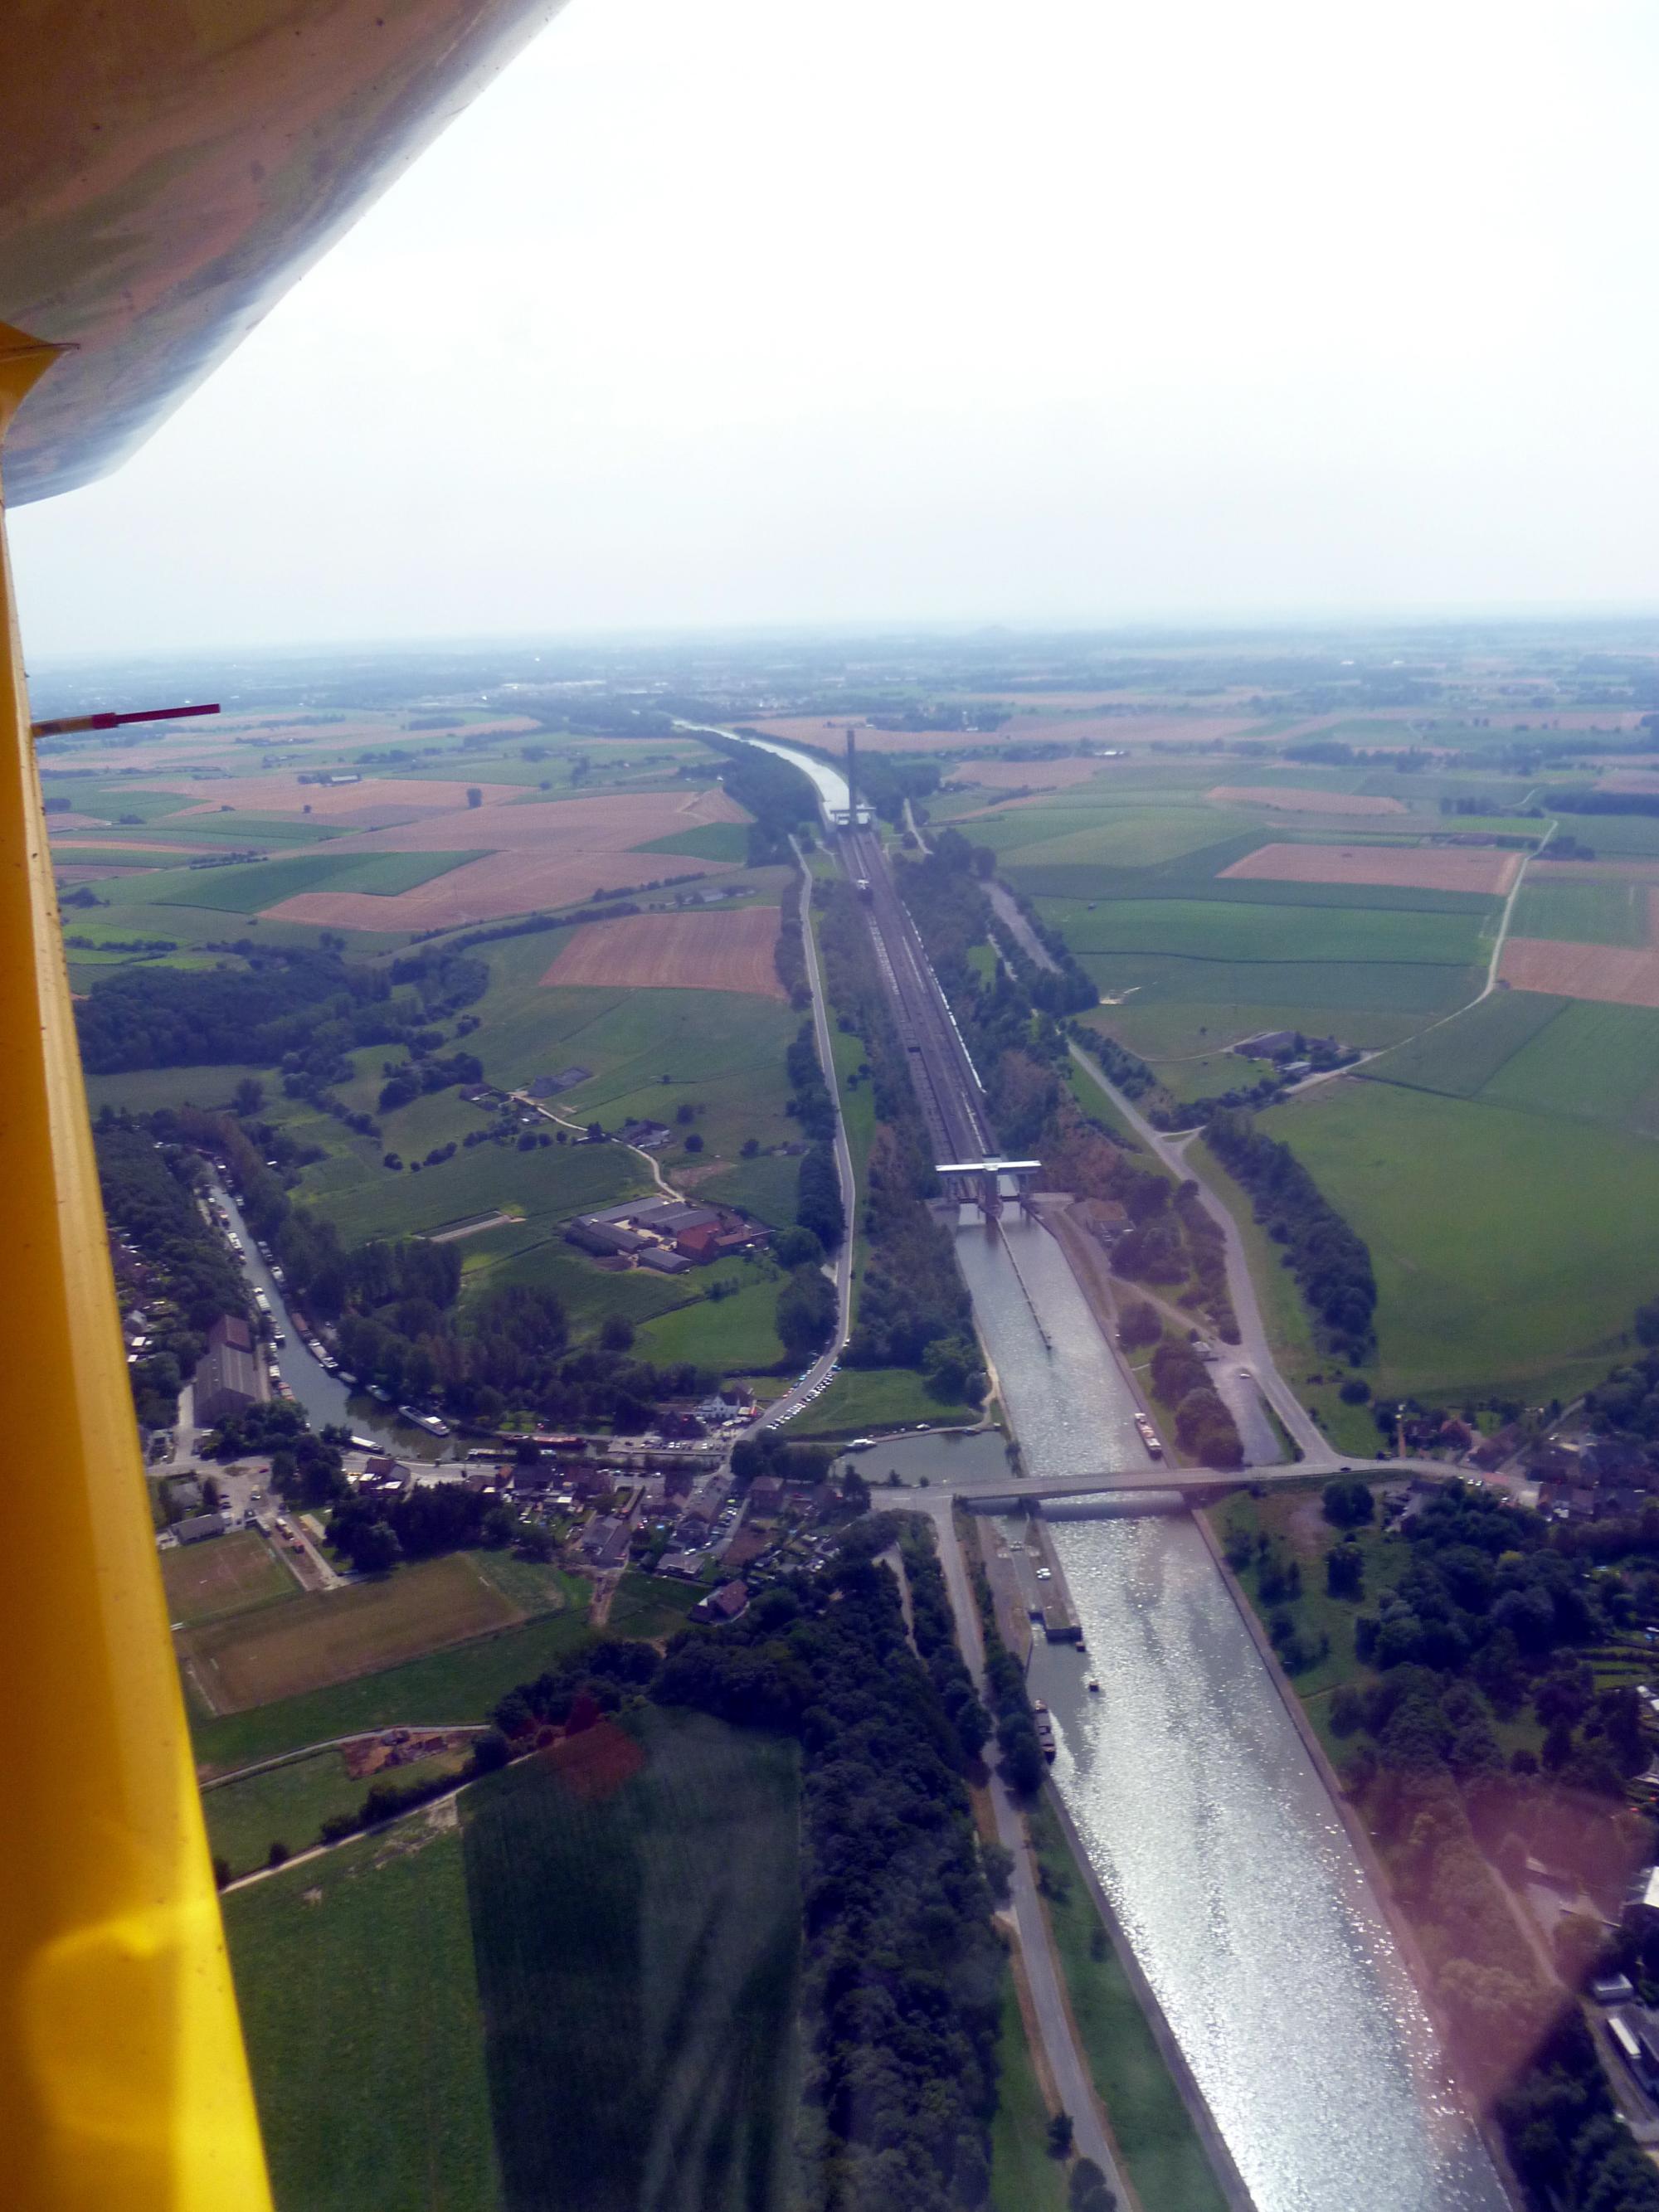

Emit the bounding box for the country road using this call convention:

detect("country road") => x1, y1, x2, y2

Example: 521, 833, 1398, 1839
919, 1498, 1136, 2208
757, 843, 856, 1431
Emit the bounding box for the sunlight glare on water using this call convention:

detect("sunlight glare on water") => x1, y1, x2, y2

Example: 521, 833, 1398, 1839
1034, 1515, 1509, 2212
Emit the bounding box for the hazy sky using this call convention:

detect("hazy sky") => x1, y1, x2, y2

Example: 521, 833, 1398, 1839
14, 0, 1659, 656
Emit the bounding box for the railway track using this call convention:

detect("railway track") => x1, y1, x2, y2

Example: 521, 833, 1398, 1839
843, 824, 993, 1163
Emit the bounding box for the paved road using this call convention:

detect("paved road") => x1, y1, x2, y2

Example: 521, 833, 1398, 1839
757, 844, 857, 1432
917, 1495, 1131, 2205
1069, 1041, 1328, 1462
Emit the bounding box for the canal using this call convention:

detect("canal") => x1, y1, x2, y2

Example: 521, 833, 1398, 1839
969, 1208, 1507, 2209
208, 1179, 425, 1455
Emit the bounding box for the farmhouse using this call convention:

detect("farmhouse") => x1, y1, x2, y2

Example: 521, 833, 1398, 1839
566, 1198, 768, 1271
581, 1515, 631, 1569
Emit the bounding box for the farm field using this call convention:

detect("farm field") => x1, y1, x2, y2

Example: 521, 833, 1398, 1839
1073, 949, 1479, 1016
1507, 878, 1650, 945
161, 1529, 297, 1625
182, 1552, 534, 1715
1221, 842, 1521, 896
1364, 992, 1659, 1137
1501, 926, 1659, 1008
635, 1274, 785, 1370
1261, 1080, 1659, 1401
1204, 783, 1408, 815
265, 786, 748, 931
205, 1742, 469, 1875
190, 1581, 593, 1776
226, 1811, 501, 2212
540, 904, 784, 999
1036, 896, 1485, 969
976, 802, 1264, 870
462, 1709, 800, 2212
305, 1128, 646, 1247
158, 848, 485, 912
951, 756, 1108, 794
456, 1223, 699, 1332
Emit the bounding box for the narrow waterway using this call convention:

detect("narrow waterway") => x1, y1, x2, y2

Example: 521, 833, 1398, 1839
207, 1180, 416, 1452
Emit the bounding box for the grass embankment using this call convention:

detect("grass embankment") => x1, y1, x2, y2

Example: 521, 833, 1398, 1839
990, 1971, 1068, 2212
1027, 1796, 1231, 2212
463, 1708, 800, 2212
226, 1812, 501, 2212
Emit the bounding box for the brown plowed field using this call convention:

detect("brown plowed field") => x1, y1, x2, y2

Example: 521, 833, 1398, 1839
1221, 842, 1521, 895
264, 786, 747, 931
181, 1552, 523, 1714
1206, 785, 1408, 815
541, 906, 784, 999
1503, 898, 1659, 1005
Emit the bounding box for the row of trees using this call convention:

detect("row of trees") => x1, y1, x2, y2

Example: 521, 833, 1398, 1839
1204, 1107, 1376, 1362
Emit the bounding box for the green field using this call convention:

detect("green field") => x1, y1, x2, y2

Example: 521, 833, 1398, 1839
1077, 950, 1480, 1015
1082, 997, 1429, 1064
190, 1591, 593, 1776
463, 1709, 800, 2212
156, 848, 484, 913
1028, 1796, 1229, 2212
205, 1743, 468, 1874
227, 1812, 500, 2212
309, 1130, 646, 1246
1262, 1080, 1659, 1399
635, 1272, 784, 1369
1364, 991, 1659, 1137
635, 820, 751, 861
457, 1222, 698, 1330
791, 1365, 970, 1437
606, 1571, 705, 1641
1510, 877, 1650, 945
696, 1148, 801, 1226
1039, 897, 1486, 968
976, 804, 1263, 870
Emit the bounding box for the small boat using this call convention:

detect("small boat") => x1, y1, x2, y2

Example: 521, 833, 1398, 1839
1087, 1680, 1101, 1694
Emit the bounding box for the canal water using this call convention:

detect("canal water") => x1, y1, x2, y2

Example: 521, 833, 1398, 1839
959, 1223, 1508, 2210
208, 1179, 421, 1455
